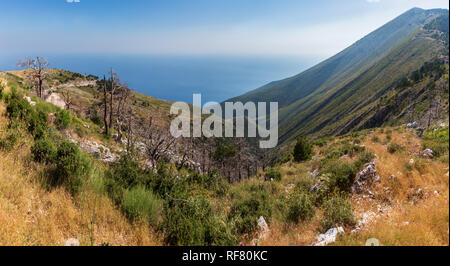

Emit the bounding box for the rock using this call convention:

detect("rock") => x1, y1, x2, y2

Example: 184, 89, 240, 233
65, 238, 80, 246
44, 92, 66, 109
423, 149, 434, 158
406, 121, 418, 129
352, 161, 380, 194
24, 96, 36, 106
257, 216, 269, 238
308, 169, 319, 178
409, 159, 414, 165
314, 227, 344, 246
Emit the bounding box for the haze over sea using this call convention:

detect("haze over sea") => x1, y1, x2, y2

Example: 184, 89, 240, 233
0, 54, 318, 104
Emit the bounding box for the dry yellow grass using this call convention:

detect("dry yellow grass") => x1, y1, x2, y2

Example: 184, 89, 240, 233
337, 130, 449, 246
0, 102, 161, 246
257, 129, 448, 246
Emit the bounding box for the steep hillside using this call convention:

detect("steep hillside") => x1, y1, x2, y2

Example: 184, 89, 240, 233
227, 8, 449, 145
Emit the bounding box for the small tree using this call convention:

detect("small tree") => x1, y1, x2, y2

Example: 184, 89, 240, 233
17, 57, 49, 98
293, 136, 312, 162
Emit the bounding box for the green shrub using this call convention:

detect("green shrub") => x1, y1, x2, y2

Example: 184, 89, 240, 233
293, 136, 312, 162
354, 150, 375, 169
55, 109, 72, 129
229, 187, 272, 235
386, 134, 392, 142
31, 137, 56, 164
203, 170, 229, 197
404, 162, 413, 171
111, 154, 148, 189
324, 161, 357, 192
286, 192, 315, 224
264, 168, 282, 181
321, 195, 355, 231
371, 135, 380, 142
122, 185, 163, 226
387, 142, 402, 154
0, 130, 19, 151
162, 196, 237, 246
6, 97, 33, 121
52, 141, 91, 195
27, 110, 48, 139
422, 127, 449, 158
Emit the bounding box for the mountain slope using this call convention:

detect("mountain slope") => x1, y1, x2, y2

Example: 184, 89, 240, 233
227, 8, 449, 145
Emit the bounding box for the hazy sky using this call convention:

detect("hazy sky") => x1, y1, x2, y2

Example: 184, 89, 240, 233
1, 0, 448, 57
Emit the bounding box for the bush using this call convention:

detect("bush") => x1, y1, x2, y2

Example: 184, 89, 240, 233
111, 154, 148, 189
6, 97, 33, 121
324, 161, 357, 192
286, 192, 315, 224
27, 110, 48, 139
293, 136, 312, 162
0, 130, 19, 151
55, 109, 72, 129
371, 135, 380, 142
354, 150, 375, 169
387, 142, 402, 154
52, 141, 91, 195
162, 196, 237, 246
31, 137, 56, 164
229, 188, 272, 235
122, 185, 163, 226
422, 127, 449, 158
321, 195, 355, 231
264, 168, 282, 182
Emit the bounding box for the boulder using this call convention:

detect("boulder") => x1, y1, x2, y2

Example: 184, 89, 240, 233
314, 227, 344, 246
423, 149, 434, 158
257, 216, 269, 239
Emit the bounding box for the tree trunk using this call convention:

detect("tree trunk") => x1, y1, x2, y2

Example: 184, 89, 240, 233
103, 76, 109, 135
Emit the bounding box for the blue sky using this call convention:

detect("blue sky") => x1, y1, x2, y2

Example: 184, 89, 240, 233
1, 0, 448, 57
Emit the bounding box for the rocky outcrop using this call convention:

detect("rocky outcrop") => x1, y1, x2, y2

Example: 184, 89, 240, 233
351, 161, 380, 195
314, 227, 344, 246
79, 140, 119, 163
44, 92, 65, 109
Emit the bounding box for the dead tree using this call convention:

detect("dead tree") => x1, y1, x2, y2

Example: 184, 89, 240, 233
17, 57, 49, 98
141, 116, 176, 167
109, 68, 120, 132
102, 75, 109, 135
61, 90, 73, 110
115, 83, 131, 142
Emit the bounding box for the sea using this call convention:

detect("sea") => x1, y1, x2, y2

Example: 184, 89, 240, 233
0, 54, 318, 104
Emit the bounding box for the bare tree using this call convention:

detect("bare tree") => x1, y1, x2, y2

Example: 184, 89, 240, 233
115, 82, 131, 142
109, 68, 120, 132
61, 90, 73, 110
101, 75, 109, 135
141, 116, 176, 167
17, 57, 49, 98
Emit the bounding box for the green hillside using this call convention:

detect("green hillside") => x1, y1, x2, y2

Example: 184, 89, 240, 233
226, 8, 449, 145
